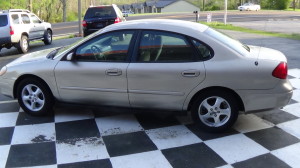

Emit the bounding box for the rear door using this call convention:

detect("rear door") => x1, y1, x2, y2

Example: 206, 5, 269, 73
20, 14, 34, 39
127, 30, 207, 110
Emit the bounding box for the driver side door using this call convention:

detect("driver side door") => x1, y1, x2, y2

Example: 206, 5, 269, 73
54, 30, 136, 107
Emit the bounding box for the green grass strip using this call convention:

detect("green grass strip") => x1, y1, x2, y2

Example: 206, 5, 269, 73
199, 21, 300, 41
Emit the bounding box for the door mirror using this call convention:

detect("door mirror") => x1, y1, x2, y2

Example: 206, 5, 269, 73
66, 52, 74, 61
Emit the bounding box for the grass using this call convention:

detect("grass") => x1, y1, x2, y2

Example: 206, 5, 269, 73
199, 21, 300, 40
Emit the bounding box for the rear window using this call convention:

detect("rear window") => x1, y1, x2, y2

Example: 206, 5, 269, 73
0, 15, 8, 27
84, 6, 117, 19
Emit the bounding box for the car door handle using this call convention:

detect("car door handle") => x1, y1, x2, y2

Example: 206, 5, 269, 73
181, 70, 200, 77
105, 69, 122, 76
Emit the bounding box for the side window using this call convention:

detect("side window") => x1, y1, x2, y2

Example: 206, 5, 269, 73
191, 39, 213, 60
75, 31, 134, 62
21, 14, 30, 24
137, 31, 194, 62
11, 14, 20, 24
30, 15, 40, 24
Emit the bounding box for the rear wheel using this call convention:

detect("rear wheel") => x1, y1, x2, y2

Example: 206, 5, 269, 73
17, 78, 54, 116
17, 35, 29, 54
43, 29, 52, 45
191, 90, 239, 132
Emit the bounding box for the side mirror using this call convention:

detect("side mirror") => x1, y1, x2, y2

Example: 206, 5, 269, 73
66, 52, 74, 61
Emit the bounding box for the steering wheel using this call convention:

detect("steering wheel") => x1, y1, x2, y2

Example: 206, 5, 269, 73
91, 45, 105, 60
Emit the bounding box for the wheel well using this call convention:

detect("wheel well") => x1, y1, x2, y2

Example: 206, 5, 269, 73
21, 32, 28, 38
188, 86, 245, 112
13, 74, 52, 99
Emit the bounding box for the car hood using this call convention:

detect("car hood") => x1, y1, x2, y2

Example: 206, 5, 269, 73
7, 47, 58, 67
248, 45, 287, 62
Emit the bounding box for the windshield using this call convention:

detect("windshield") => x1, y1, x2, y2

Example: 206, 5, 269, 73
84, 7, 116, 19
205, 28, 250, 56
53, 32, 101, 59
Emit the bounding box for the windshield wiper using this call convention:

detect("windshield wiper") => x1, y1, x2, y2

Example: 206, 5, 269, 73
46, 47, 64, 59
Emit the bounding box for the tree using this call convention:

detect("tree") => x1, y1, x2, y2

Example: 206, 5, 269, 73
60, 0, 67, 22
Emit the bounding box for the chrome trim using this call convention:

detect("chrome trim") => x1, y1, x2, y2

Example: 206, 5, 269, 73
129, 90, 184, 96
60, 87, 127, 93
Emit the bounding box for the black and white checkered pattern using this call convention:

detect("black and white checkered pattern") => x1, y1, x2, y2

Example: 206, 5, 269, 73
0, 69, 300, 168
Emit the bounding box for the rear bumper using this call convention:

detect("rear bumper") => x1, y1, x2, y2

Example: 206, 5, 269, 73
83, 29, 100, 36
237, 80, 293, 113
0, 37, 11, 46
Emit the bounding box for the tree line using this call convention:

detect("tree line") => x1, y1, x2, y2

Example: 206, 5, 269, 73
0, 0, 297, 23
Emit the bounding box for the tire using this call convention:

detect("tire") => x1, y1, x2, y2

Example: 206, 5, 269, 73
17, 78, 54, 116
17, 35, 29, 54
43, 29, 52, 45
191, 90, 239, 132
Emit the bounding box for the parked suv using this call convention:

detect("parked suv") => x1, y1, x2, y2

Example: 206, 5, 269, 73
82, 4, 126, 37
0, 9, 52, 54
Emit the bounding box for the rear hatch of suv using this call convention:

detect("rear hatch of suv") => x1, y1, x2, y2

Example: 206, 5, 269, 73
0, 14, 10, 44
83, 6, 118, 30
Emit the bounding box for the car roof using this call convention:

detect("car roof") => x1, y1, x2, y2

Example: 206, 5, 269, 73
101, 19, 209, 36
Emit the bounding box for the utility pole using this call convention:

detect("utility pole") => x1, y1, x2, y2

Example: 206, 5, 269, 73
78, 0, 82, 36
224, 0, 227, 25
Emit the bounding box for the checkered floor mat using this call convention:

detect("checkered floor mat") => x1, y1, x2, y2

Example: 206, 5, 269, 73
1, 69, 300, 168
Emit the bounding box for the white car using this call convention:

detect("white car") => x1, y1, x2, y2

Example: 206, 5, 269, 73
0, 9, 52, 53
238, 3, 261, 11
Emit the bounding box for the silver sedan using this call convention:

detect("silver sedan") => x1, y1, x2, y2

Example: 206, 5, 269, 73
0, 19, 293, 132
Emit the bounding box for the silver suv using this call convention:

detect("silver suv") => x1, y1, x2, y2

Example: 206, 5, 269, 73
0, 9, 52, 54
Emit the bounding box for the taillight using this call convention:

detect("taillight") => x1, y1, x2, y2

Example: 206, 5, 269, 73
82, 20, 87, 27
114, 18, 121, 23
10, 26, 14, 35
272, 62, 287, 79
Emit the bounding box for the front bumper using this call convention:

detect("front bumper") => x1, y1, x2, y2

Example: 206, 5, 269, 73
0, 77, 15, 98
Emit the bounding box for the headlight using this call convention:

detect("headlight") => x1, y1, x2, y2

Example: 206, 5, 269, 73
0, 66, 7, 76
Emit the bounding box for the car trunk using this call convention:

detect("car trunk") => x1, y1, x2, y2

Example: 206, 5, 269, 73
0, 15, 10, 41
85, 17, 116, 29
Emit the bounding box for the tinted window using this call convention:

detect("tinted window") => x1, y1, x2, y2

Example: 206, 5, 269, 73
11, 14, 20, 24
21, 14, 30, 24
0, 15, 8, 27
137, 31, 194, 62
30, 15, 40, 24
75, 31, 134, 62
192, 39, 213, 59
84, 7, 117, 19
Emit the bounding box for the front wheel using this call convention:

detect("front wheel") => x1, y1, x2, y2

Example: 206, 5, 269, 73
17, 78, 54, 116
191, 90, 239, 132
44, 30, 52, 45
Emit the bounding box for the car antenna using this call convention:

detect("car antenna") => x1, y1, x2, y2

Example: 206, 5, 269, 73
255, 14, 269, 66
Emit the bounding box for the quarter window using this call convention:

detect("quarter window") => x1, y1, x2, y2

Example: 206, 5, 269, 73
75, 31, 134, 62
21, 14, 30, 24
11, 14, 20, 24
137, 31, 194, 62
191, 39, 213, 59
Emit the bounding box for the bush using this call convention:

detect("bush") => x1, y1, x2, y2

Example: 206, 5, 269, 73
261, 0, 291, 10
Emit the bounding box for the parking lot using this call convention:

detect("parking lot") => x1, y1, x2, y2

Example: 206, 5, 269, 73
1, 29, 300, 167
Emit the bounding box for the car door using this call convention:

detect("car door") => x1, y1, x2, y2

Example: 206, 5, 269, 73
20, 14, 34, 39
127, 30, 207, 110
30, 14, 45, 39
54, 30, 136, 107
